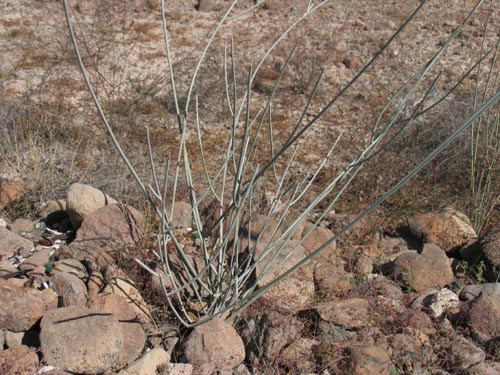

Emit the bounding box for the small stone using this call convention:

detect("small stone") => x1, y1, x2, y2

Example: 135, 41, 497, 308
19, 248, 52, 272
312, 298, 369, 329
347, 344, 394, 375
9, 219, 35, 236
0, 279, 58, 332
0, 345, 39, 375
118, 347, 170, 375
184, 318, 245, 371
49, 258, 88, 280
50, 271, 88, 307
449, 334, 485, 370
0, 227, 33, 259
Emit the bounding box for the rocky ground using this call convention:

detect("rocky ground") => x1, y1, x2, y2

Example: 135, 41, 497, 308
1, 182, 500, 375
1, 0, 500, 374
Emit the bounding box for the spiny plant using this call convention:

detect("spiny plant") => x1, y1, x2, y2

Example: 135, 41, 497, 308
63, 0, 500, 327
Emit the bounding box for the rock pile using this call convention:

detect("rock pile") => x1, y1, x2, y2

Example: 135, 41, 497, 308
1, 182, 500, 374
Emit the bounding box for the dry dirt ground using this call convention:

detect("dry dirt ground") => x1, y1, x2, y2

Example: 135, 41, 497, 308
0, 0, 498, 228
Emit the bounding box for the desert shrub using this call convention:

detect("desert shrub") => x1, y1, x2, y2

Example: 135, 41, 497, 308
63, 0, 500, 327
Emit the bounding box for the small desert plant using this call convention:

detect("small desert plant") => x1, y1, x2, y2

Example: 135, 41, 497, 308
64, 0, 500, 327
469, 6, 500, 233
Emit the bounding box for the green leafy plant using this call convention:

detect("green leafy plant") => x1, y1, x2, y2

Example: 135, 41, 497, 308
63, 0, 500, 327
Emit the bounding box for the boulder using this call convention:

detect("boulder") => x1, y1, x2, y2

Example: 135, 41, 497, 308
67, 204, 144, 271
0, 345, 39, 375
50, 272, 88, 306
40, 305, 123, 374
184, 318, 245, 371
89, 293, 147, 367
0, 279, 58, 332
0, 227, 33, 259
66, 183, 117, 230
391, 243, 454, 293
117, 347, 170, 375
